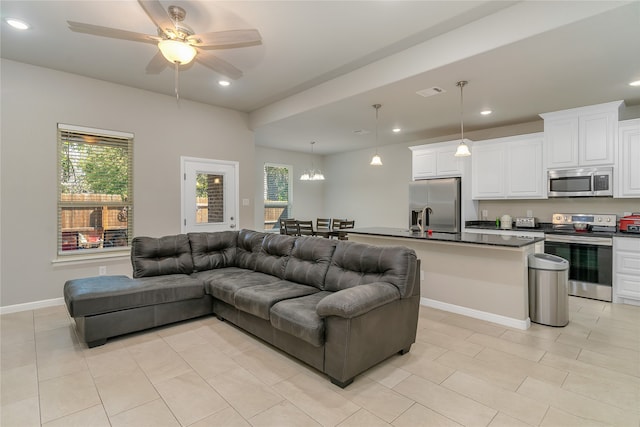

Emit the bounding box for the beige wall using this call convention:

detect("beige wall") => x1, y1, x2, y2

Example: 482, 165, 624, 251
0, 59, 254, 308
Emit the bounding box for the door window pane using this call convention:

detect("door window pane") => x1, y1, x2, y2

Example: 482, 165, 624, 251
196, 173, 224, 224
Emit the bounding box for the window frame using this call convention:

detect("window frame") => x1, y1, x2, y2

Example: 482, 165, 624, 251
263, 162, 293, 231
56, 123, 134, 257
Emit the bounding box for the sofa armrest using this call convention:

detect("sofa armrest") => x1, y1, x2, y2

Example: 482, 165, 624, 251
316, 282, 400, 319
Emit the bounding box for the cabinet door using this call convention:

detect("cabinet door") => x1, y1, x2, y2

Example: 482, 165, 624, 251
617, 119, 640, 197
412, 149, 437, 179
436, 148, 462, 176
580, 111, 616, 166
507, 137, 545, 198
545, 118, 579, 168
472, 143, 505, 199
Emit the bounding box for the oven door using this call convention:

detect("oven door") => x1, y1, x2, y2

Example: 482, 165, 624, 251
544, 234, 613, 301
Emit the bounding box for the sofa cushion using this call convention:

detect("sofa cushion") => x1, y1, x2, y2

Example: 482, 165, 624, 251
64, 274, 204, 317
254, 234, 296, 279
284, 237, 337, 289
234, 280, 319, 320
236, 229, 266, 270
188, 231, 238, 272
270, 291, 331, 347
206, 270, 281, 305
325, 241, 418, 298
131, 234, 194, 278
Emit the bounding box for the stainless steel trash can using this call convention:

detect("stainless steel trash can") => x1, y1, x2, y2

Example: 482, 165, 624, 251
528, 253, 570, 327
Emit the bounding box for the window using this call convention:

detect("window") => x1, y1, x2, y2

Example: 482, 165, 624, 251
263, 163, 292, 231
57, 124, 133, 255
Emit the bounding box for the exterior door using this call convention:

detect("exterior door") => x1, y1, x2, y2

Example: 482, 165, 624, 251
181, 157, 238, 233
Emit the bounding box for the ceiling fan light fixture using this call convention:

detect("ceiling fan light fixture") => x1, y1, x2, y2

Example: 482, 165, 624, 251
158, 39, 197, 65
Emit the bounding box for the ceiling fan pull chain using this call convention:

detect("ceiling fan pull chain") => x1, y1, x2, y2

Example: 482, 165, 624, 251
175, 62, 180, 103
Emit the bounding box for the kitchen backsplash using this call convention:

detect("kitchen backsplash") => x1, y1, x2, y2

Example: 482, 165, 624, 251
477, 199, 640, 222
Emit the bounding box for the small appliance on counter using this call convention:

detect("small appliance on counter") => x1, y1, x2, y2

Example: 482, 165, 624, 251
500, 214, 512, 230
619, 213, 640, 233
515, 217, 538, 228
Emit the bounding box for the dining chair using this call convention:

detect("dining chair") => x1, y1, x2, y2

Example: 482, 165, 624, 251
337, 220, 354, 240
279, 218, 295, 235
297, 220, 315, 236
284, 219, 300, 236
315, 218, 331, 238
316, 218, 331, 228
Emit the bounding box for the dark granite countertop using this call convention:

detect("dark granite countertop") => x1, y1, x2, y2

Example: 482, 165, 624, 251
465, 221, 640, 238
346, 227, 544, 248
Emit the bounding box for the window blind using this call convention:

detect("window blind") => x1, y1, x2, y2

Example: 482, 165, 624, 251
57, 123, 133, 255
263, 163, 292, 231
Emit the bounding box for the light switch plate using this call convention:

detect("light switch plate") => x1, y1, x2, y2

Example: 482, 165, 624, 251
242, 198, 250, 206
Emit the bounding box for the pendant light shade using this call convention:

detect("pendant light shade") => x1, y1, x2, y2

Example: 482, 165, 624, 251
454, 80, 471, 157
370, 104, 383, 166
300, 141, 325, 181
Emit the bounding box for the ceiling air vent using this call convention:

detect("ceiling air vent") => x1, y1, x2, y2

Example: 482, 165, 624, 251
416, 87, 446, 98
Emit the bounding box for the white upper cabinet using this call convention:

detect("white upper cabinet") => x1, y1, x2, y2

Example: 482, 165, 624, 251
472, 133, 545, 200
616, 118, 640, 198
540, 100, 624, 169
409, 140, 470, 180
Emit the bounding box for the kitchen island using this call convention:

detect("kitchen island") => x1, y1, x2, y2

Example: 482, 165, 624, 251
346, 227, 544, 330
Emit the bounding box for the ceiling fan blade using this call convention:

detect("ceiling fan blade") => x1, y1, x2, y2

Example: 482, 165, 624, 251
196, 51, 243, 80
138, 0, 175, 34
68, 21, 159, 44
188, 29, 262, 49
145, 51, 168, 74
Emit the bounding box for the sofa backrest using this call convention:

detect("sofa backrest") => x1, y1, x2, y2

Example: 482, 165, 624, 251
324, 241, 418, 298
254, 233, 296, 278
235, 229, 266, 270
188, 231, 238, 272
131, 234, 194, 278
284, 236, 337, 289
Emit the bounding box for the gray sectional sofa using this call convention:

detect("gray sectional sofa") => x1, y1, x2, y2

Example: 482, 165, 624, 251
64, 229, 420, 387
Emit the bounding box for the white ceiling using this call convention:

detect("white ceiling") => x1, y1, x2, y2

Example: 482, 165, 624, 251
2, 1, 639, 154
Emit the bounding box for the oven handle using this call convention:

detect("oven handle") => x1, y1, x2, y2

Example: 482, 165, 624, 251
545, 234, 612, 246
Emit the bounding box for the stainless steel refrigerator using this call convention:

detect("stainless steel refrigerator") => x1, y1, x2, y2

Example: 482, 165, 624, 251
409, 178, 461, 233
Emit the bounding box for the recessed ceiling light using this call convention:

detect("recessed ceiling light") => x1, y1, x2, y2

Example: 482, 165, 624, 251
218, 80, 231, 87
5, 18, 30, 30
480, 110, 492, 116
630, 80, 640, 87
392, 128, 401, 133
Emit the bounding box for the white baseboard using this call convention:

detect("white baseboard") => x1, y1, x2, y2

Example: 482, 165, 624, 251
0, 297, 65, 315
421, 297, 530, 330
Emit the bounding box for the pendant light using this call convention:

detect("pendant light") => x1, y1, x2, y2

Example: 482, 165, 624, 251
370, 104, 383, 166
300, 141, 325, 181
454, 80, 471, 157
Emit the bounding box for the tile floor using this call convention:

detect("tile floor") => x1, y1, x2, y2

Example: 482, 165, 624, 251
1, 297, 639, 426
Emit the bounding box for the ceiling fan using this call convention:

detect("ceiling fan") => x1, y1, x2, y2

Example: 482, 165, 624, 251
68, 0, 261, 83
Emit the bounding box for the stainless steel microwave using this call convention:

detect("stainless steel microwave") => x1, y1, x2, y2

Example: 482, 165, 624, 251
548, 167, 613, 197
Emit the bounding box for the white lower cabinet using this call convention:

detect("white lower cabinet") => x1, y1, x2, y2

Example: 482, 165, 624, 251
613, 236, 640, 305
472, 133, 545, 199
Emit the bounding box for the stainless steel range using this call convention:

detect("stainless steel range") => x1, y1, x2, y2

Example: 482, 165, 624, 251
544, 213, 616, 302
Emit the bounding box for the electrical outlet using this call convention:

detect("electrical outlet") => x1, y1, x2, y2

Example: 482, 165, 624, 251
98, 266, 107, 276
526, 210, 533, 217
481, 209, 488, 220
